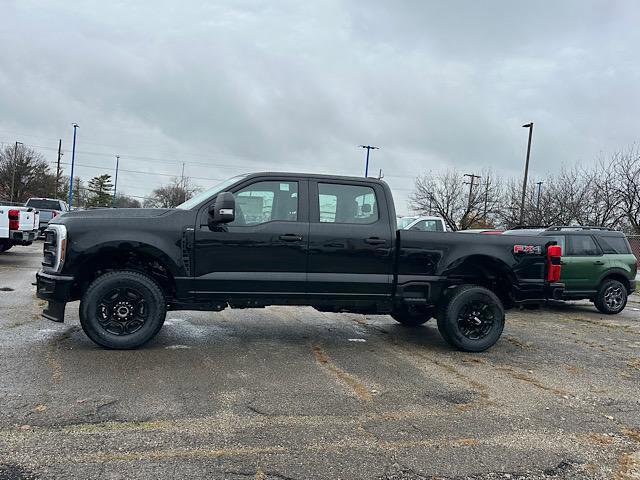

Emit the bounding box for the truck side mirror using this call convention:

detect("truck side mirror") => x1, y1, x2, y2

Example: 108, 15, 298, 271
208, 192, 235, 225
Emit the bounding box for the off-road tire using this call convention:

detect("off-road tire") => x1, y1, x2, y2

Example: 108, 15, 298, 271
436, 285, 505, 352
391, 306, 434, 327
80, 270, 166, 349
594, 279, 627, 315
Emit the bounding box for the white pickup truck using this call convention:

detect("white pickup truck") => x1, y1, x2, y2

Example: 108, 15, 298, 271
0, 206, 39, 253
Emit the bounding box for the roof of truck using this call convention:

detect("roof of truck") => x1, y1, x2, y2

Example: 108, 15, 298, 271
244, 172, 388, 184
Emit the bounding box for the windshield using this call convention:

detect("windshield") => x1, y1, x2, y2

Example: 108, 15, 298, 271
176, 174, 248, 210
397, 216, 417, 229
26, 199, 61, 210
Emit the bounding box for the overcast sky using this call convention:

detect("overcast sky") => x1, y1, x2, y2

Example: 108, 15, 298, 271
1, 0, 639, 213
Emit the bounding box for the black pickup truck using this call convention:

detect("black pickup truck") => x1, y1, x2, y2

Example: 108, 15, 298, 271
36, 172, 563, 351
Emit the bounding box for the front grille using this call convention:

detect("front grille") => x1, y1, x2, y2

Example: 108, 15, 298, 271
42, 229, 57, 268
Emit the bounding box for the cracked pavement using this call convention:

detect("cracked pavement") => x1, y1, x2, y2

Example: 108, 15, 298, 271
0, 243, 639, 479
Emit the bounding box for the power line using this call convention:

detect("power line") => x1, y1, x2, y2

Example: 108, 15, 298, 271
4, 138, 423, 180
49, 160, 223, 183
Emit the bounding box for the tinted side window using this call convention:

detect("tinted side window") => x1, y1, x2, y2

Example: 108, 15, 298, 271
410, 220, 443, 232
545, 235, 566, 253
597, 236, 631, 254
230, 181, 298, 226
318, 183, 378, 224
567, 235, 600, 256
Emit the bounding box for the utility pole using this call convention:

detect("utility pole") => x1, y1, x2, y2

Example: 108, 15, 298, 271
536, 180, 543, 212
463, 173, 481, 211
56, 139, 63, 196
519, 122, 534, 226
75, 177, 81, 209
68, 123, 79, 208
463, 173, 481, 229
483, 176, 491, 219
10, 141, 23, 204
112, 155, 120, 207
180, 162, 186, 203
359, 145, 379, 177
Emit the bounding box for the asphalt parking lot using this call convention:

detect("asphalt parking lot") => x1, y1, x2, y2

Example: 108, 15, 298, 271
0, 243, 639, 479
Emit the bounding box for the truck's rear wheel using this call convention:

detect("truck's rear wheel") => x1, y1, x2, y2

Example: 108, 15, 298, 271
594, 279, 627, 315
391, 306, 433, 326
0, 240, 12, 253
80, 271, 166, 349
437, 285, 504, 352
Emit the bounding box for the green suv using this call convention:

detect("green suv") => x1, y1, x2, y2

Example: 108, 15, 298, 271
505, 227, 637, 314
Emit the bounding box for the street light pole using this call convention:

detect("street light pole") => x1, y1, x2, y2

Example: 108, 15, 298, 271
112, 155, 120, 207
359, 145, 379, 177
10, 141, 23, 204
68, 123, 79, 208
519, 122, 534, 226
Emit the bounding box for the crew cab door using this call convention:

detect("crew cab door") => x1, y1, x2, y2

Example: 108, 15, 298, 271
193, 178, 309, 297
307, 180, 394, 298
561, 234, 605, 291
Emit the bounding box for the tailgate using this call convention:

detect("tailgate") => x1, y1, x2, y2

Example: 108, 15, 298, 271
0, 209, 8, 238
18, 209, 36, 231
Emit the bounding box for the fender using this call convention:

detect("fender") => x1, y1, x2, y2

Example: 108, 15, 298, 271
596, 267, 633, 290
53, 208, 196, 278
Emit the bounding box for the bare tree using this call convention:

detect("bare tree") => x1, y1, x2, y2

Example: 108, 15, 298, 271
409, 168, 500, 230
144, 177, 200, 208
113, 193, 142, 208
0, 144, 56, 203
613, 147, 640, 234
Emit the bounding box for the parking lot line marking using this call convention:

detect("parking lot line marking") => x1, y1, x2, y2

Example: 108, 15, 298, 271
0, 407, 447, 438
79, 436, 482, 464
45, 346, 63, 383
496, 366, 568, 396
389, 347, 492, 411
311, 344, 373, 402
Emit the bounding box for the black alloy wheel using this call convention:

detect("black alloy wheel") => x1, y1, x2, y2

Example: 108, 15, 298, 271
80, 270, 166, 349
437, 285, 505, 352
595, 279, 627, 315
97, 287, 149, 336
456, 300, 498, 341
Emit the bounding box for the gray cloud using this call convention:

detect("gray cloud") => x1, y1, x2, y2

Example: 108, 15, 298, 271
1, 0, 639, 213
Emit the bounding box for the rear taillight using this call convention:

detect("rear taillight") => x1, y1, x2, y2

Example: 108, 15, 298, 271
8, 209, 19, 230
51, 211, 58, 218
547, 244, 562, 282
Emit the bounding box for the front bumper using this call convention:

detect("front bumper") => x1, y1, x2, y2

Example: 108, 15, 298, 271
10, 229, 37, 245
36, 270, 75, 322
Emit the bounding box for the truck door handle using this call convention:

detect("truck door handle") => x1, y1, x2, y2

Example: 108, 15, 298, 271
364, 237, 386, 245
279, 234, 303, 242
593, 261, 605, 265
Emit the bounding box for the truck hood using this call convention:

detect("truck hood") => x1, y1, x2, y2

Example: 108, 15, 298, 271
56, 208, 172, 220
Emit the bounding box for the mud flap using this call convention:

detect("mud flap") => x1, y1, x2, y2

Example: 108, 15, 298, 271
43, 301, 65, 323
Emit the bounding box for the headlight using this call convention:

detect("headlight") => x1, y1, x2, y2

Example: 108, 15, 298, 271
43, 224, 67, 273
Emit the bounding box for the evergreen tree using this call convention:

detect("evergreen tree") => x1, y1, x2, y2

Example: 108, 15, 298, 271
87, 174, 113, 207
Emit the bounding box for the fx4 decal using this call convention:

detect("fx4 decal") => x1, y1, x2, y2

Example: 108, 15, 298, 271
513, 244, 542, 255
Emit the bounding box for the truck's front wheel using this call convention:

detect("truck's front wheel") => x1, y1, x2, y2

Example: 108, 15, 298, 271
80, 271, 166, 349
437, 286, 504, 352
